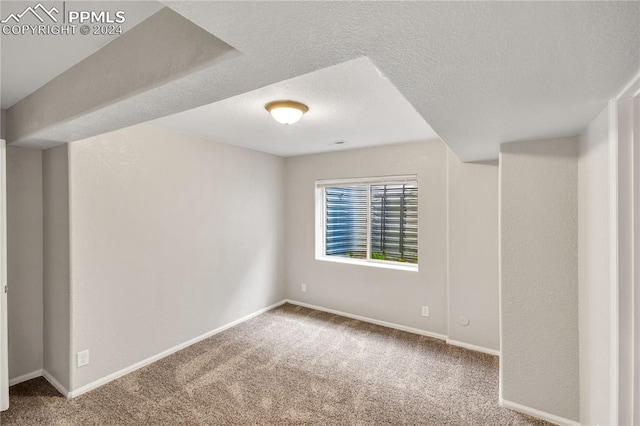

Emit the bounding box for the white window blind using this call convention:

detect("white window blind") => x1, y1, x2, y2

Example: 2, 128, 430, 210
317, 175, 418, 269
370, 183, 418, 263
325, 186, 368, 258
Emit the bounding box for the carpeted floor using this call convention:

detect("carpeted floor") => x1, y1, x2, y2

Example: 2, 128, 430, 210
1, 303, 550, 425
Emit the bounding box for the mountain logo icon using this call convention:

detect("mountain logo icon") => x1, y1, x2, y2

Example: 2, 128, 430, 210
1, 3, 59, 24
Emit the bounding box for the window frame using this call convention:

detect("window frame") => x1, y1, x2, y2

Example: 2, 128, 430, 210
315, 175, 419, 272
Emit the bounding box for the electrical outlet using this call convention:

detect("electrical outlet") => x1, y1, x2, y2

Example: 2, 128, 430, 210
421, 306, 430, 317
301, 283, 307, 292
77, 350, 89, 368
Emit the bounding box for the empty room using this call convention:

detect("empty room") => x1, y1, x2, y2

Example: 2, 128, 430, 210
0, 1, 639, 425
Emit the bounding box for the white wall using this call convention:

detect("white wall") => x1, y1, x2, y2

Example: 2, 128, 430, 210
578, 106, 612, 426
1, 140, 8, 411
6, 146, 43, 380
500, 137, 579, 421
447, 151, 499, 351
634, 95, 640, 426
67, 123, 286, 390
42, 144, 71, 390
284, 141, 500, 350
285, 141, 448, 336
616, 95, 635, 426
0, 110, 6, 140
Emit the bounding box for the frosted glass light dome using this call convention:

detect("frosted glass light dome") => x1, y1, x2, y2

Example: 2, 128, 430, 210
265, 100, 308, 125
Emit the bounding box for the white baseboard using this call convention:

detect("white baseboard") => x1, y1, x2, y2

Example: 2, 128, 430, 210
60, 299, 497, 400
446, 339, 500, 357
287, 300, 503, 358
285, 299, 448, 341
500, 398, 580, 426
8, 369, 70, 399
42, 370, 70, 399
68, 299, 287, 399
8, 369, 43, 386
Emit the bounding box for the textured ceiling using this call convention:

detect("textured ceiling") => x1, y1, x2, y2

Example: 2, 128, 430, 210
152, 57, 439, 157
3, 1, 639, 161
160, 1, 640, 161
0, 1, 164, 108
6, 7, 237, 148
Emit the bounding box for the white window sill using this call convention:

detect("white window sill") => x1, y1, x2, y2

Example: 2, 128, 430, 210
316, 255, 419, 272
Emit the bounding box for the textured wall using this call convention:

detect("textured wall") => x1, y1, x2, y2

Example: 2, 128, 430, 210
578, 107, 612, 426
635, 96, 640, 426
1, 109, 6, 140
617, 96, 635, 426
68, 123, 286, 390
500, 138, 579, 421
447, 151, 499, 351
284, 141, 449, 336
42, 144, 72, 390
6, 147, 43, 380
8, 8, 236, 148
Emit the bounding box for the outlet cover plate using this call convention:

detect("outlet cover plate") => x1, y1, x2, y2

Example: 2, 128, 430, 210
77, 350, 89, 368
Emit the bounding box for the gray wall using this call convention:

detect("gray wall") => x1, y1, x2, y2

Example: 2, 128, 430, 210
6, 128, 501, 393
635, 96, 640, 426
447, 151, 499, 351
500, 138, 579, 421
284, 141, 500, 350
68, 123, 286, 390
285, 141, 449, 336
578, 107, 612, 425
6, 147, 43, 380
1, 109, 6, 140
42, 144, 71, 390
616, 95, 636, 426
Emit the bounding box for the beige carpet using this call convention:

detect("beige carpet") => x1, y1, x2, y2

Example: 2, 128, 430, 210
1, 303, 549, 425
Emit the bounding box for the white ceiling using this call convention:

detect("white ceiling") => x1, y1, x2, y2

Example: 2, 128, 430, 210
3, 2, 639, 161
157, 1, 640, 161
0, 1, 163, 108
152, 57, 438, 157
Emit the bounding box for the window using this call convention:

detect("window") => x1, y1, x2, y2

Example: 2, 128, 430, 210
316, 175, 418, 271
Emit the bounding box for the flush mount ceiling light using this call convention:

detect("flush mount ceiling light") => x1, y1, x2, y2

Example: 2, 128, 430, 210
265, 100, 308, 125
